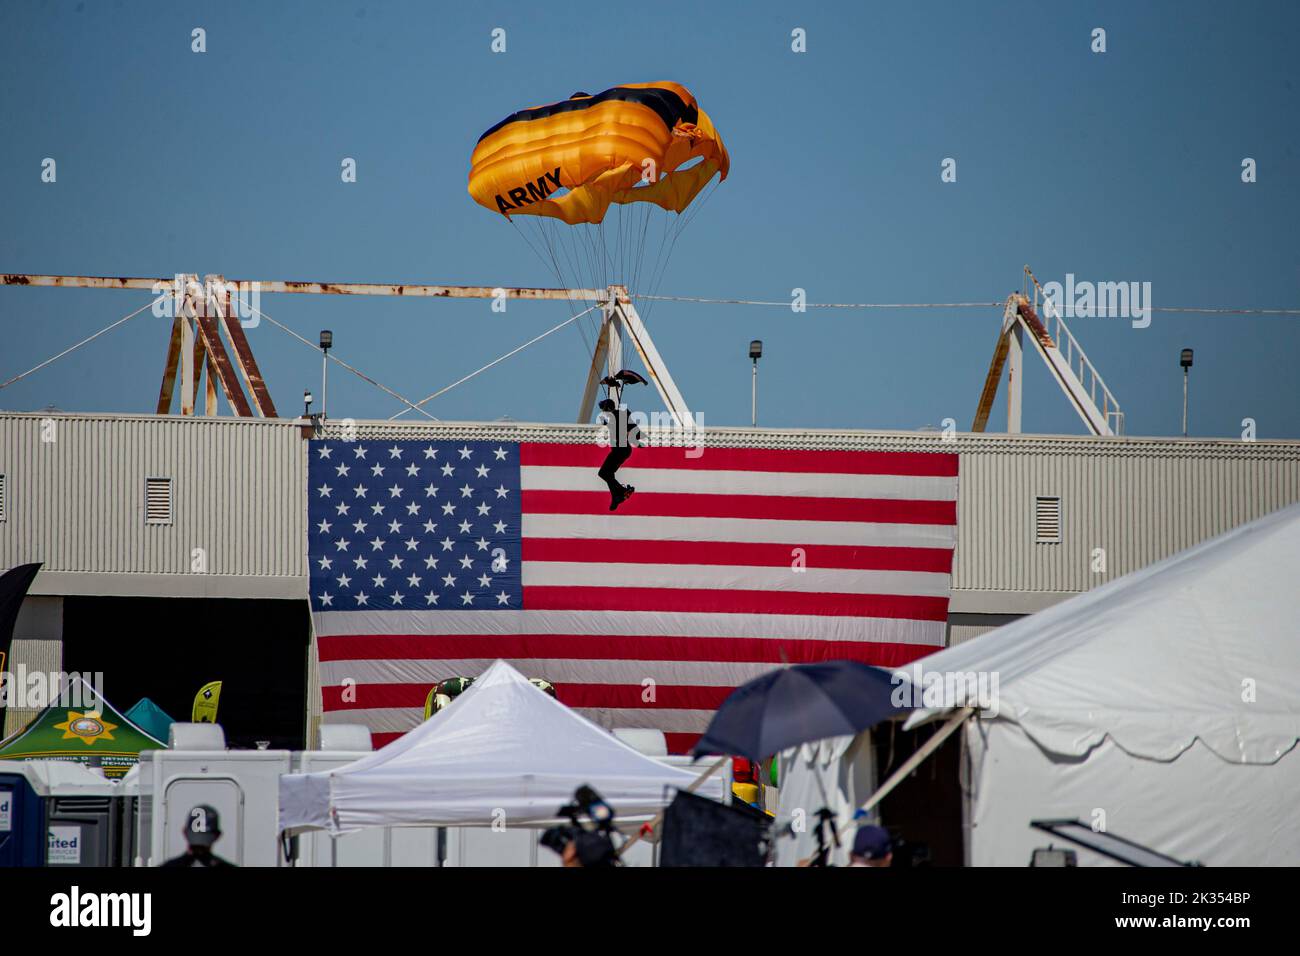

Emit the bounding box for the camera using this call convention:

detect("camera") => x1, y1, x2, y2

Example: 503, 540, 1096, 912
539, 785, 620, 867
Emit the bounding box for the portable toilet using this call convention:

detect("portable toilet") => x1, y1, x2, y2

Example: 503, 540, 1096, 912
0, 761, 45, 867
136, 723, 291, 867
0, 759, 126, 867
117, 765, 141, 867
40, 761, 124, 867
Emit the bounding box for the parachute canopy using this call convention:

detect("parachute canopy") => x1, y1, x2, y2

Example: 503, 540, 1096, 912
469, 82, 729, 226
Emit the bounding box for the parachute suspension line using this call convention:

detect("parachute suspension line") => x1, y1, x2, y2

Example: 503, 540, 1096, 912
637, 209, 677, 325
642, 178, 722, 325
555, 218, 601, 347
511, 217, 596, 359
633, 200, 655, 312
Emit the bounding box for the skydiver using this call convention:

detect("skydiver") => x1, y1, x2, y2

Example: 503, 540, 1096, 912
596, 370, 647, 511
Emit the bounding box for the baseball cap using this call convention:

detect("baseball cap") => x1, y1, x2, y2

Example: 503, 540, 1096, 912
851, 825, 892, 860
185, 804, 221, 846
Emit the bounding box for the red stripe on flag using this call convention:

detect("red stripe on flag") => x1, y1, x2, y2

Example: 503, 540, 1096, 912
523, 537, 954, 573
520, 443, 959, 477
523, 490, 956, 525
322, 681, 733, 711
664, 732, 702, 755
524, 586, 951, 621
558, 683, 734, 710
372, 731, 402, 749
317, 633, 939, 667
324, 683, 430, 710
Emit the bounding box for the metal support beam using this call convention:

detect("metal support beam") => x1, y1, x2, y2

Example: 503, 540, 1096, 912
971, 296, 1019, 432
206, 276, 275, 417
1006, 321, 1023, 434
618, 296, 694, 430
2, 273, 602, 302
8, 273, 694, 427
157, 315, 184, 414
973, 279, 1125, 437
179, 303, 195, 417
194, 310, 253, 417
574, 287, 694, 429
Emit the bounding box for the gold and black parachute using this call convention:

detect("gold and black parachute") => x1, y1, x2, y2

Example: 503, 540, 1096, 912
469, 82, 729, 225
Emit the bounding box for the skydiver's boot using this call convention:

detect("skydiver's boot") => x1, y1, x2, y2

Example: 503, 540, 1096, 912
609, 484, 633, 511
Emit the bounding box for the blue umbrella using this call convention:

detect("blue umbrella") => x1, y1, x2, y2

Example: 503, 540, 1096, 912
692, 661, 912, 761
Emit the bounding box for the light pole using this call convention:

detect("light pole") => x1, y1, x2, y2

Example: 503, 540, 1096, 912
749, 339, 763, 427
319, 330, 333, 420
1180, 348, 1193, 437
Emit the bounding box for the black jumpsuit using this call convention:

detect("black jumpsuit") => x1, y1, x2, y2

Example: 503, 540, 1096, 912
598, 405, 642, 507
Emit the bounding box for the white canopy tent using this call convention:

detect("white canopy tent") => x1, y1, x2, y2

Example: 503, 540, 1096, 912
901, 501, 1300, 866
280, 660, 722, 834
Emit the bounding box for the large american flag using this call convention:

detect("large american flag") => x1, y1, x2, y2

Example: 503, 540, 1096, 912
308, 438, 958, 753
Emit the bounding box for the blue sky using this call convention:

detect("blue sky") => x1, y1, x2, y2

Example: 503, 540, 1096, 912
2, 0, 1297, 437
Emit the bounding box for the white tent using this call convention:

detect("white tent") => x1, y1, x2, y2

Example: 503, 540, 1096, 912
773, 733, 877, 867
280, 660, 722, 834
902, 501, 1300, 866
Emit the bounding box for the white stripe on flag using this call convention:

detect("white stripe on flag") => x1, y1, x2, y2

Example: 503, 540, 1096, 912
319, 657, 788, 687
321, 706, 719, 736
313, 608, 946, 645
521, 562, 953, 597
522, 513, 956, 547
521, 465, 958, 500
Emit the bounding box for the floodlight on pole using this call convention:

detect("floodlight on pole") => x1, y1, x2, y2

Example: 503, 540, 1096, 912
1180, 348, 1193, 437
320, 330, 333, 420
749, 339, 763, 427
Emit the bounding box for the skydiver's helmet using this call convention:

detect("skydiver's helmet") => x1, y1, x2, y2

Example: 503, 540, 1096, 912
598, 398, 617, 413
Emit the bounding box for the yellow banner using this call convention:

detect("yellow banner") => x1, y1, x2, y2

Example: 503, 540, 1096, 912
192, 681, 222, 723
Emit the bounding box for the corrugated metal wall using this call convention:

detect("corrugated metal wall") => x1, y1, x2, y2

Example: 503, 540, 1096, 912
2, 414, 1298, 600
953, 440, 1300, 593
1, 640, 63, 737
0, 413, 305, 579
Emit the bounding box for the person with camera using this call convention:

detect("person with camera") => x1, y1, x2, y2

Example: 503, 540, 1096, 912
540, 785, 620, 867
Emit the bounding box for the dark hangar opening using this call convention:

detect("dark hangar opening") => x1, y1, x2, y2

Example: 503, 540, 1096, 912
61, 596, 311, 750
